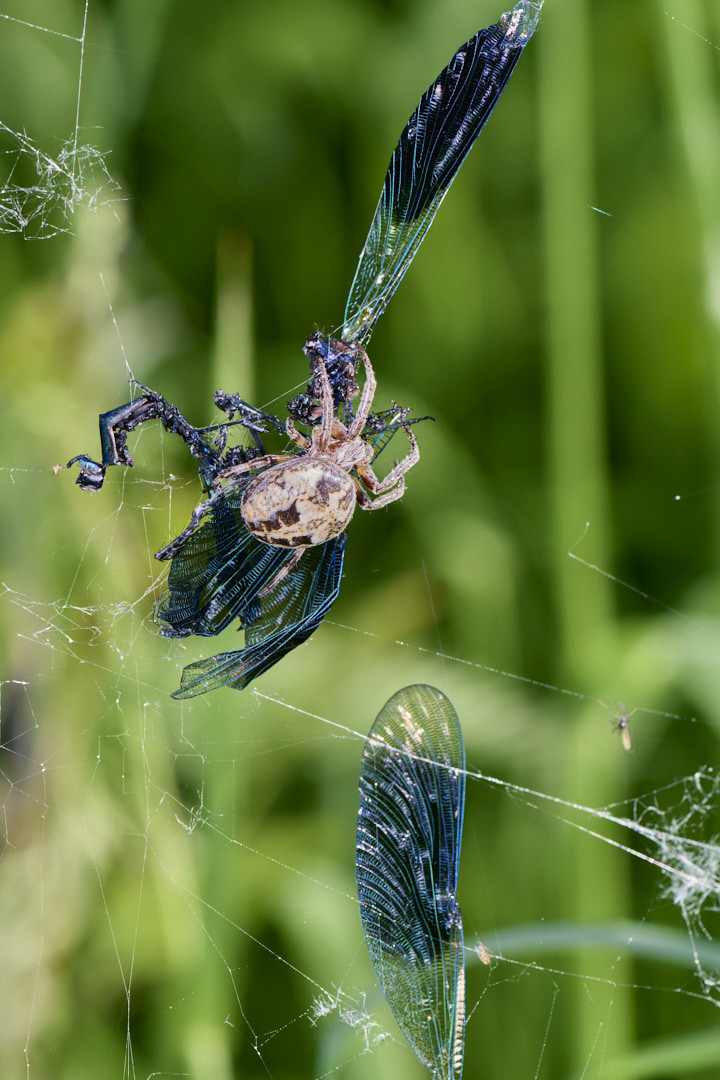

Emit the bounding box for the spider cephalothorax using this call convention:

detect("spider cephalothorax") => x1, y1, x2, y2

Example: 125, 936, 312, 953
218, 342, 418, 573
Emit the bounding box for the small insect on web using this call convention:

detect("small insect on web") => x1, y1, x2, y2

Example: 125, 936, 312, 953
609, 702, 635, 752
60, 0, 542, 697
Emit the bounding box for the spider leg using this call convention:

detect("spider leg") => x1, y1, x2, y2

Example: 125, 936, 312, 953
356, 425, 419, 502
155, 486, 229, 560
353, 476, 407, 510
347, 346, 376, 438
257, 548, 305, 598
285, 418, 311, 450
313, 358, 336, 453
217, 452, 295, 485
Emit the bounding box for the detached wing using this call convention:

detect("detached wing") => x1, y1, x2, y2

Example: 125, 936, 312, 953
356, 685, 466, 1079
342, 0, 542, 345
171, 534, 346, 697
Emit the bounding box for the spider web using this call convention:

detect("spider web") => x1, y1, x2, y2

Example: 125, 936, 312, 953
2, 1, 720, 1079
0, 4, 121, 237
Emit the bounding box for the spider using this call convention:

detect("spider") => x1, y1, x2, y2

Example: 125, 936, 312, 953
154, 341, 419, 598
216, 343, 418, 585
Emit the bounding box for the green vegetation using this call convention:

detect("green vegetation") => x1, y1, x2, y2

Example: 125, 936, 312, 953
0, 1, 719, 1078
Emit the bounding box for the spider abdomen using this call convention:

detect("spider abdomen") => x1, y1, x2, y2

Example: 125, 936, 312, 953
241, 458, 357, 547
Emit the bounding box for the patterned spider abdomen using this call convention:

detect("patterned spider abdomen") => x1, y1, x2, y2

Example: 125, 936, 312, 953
241, 458, 357, 547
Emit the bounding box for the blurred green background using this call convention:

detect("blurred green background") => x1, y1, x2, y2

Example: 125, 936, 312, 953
1, 0, 720, 1077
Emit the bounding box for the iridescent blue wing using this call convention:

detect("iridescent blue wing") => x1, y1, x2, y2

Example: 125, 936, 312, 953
356, 685, 466, 1079
170, 533, 346, 697
156, 490, 293, 638
342, 0, 542, 345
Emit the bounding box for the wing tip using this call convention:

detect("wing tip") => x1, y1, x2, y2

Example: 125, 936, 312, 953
503, 0, 544, 45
